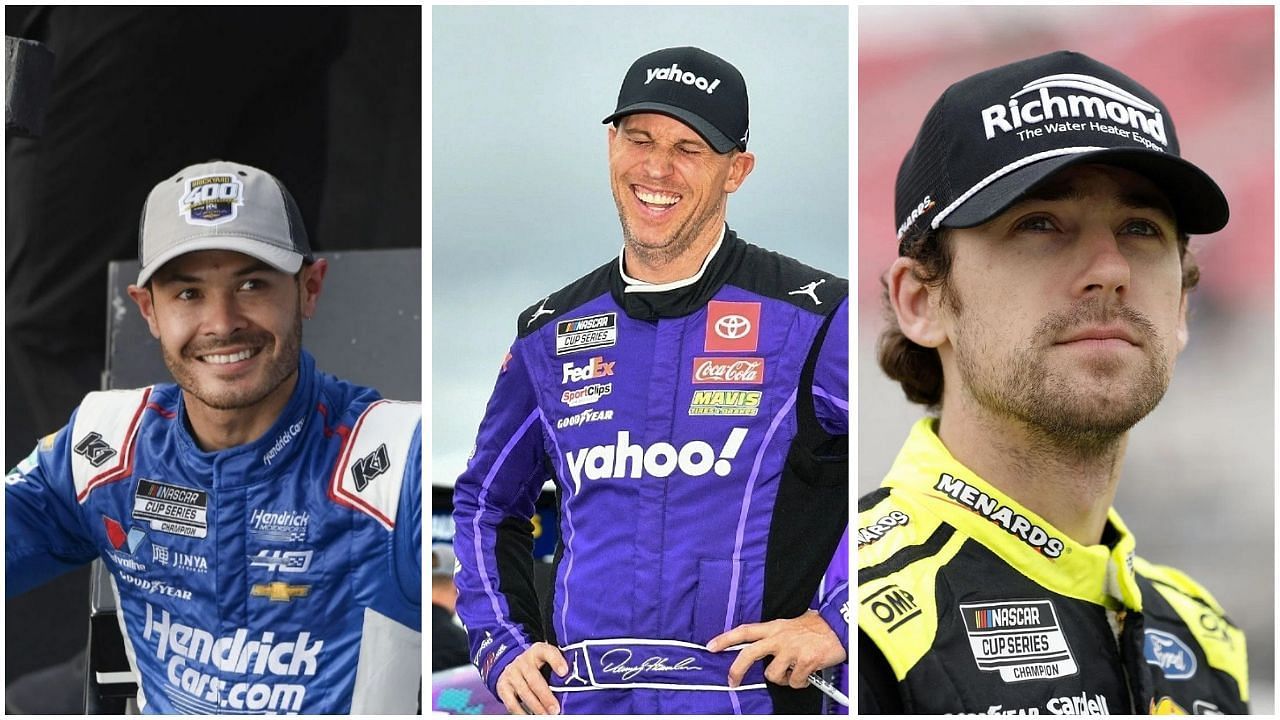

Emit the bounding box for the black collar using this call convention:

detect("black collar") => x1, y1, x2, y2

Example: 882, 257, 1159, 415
609, 225, 745, 320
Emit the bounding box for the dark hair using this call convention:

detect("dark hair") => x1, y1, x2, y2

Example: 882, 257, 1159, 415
878, 227, 1200, 409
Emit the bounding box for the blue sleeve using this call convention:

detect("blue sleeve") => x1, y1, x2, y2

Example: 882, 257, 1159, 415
813, 298, 849, 436
393, 420, 423, 617
452, 342, 549, 700
813, 527, 850, 649
5, 420, 99, 598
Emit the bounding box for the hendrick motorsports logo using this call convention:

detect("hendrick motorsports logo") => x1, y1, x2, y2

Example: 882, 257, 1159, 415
960, 599, 1077, 683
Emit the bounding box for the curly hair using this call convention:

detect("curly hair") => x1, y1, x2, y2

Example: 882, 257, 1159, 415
877, 227, 1200, 409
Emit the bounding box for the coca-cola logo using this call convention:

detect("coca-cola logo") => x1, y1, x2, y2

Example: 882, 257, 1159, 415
692, 357, 765, 385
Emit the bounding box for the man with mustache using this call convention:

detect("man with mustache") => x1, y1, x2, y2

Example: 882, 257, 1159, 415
5, 161, 422, 713
858, 52, 1249, 714
453, 47, 849, 714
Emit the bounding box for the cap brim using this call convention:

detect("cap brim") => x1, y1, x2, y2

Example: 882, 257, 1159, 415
603, 102, 738, 153
136, 236, 306, 286
941, 148, 1229, 235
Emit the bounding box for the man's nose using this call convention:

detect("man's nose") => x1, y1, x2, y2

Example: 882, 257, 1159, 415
1075, 226, 1131, 298
203, 293, 248, 336
642, 146, 675, 178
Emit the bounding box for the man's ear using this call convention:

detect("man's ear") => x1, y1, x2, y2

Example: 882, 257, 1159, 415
126, 285, 162, 339
887, 257, 949, 349
300, 259, 329, 320
723, 151, 755, 193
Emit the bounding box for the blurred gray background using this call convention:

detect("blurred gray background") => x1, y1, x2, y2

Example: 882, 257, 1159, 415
432, 5, 849, 489
858, 6, 1274, 712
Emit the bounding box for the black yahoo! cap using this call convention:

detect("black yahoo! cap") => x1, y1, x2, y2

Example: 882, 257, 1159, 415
603, 46, 749, 154
894, 50, 1228, 251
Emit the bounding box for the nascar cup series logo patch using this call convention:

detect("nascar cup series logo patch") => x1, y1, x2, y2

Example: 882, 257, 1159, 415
179, 173, 244, 226
960, 599, 1078, 683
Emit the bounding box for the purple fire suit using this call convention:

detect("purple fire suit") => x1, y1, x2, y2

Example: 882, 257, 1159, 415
453, 227, 849, 714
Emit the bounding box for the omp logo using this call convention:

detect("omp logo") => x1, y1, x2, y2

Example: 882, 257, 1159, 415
645, 63, 721, 94
980, 73, 1168, 147
857, 510, 909, 548
862, 584, 920, 633
934, 473, 1065, 558
74, 432, 117, 467
562, 356, 615, 384
564, 428, 747, 488
143, 603, 320, 712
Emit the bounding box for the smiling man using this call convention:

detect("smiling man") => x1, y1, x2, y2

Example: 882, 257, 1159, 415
5, 161, 422, 713
858, 52, 1249, 714
452, 47, 849, 715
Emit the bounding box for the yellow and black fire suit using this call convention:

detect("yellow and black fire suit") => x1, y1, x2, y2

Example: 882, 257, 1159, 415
858, 419, 1248, 715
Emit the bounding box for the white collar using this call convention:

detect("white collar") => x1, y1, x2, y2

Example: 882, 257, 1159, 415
618, 224, 726, 294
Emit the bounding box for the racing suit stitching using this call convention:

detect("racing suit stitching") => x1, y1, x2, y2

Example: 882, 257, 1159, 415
539, 412, 579, 650
724, 388, 797, 633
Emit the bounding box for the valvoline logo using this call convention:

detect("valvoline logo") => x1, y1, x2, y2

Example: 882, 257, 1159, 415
1143, 629, 1197, 680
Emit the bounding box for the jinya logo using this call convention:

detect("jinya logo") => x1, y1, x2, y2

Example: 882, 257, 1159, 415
980, 73, 1167, 147
645, 63, 721, 94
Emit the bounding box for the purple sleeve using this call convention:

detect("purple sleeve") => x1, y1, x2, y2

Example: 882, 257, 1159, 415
813, 527, 850, 649
813, 298, 849, 436
451, 342, 550, 700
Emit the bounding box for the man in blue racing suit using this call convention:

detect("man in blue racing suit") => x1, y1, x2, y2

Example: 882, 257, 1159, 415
5, 160, 422, 713
453, 47, 849, 715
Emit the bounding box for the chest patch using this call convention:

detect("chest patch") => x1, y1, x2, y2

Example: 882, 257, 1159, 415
959, 599, 1078, 682
132, 479, 209, 539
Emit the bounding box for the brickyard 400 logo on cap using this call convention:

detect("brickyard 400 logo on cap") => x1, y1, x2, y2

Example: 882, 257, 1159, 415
893, 50, 1229, 251
135, 159, 314, 286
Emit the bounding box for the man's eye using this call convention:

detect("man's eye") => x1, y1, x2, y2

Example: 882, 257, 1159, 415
1121, 219, 1161, 236
239, 279, 264, 291
678, 145, 703, 155
176, 288, 200, 301
1014, 215, 1057, 233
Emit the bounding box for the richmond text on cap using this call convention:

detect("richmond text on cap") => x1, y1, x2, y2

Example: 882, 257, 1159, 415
894, 50, 1228, 252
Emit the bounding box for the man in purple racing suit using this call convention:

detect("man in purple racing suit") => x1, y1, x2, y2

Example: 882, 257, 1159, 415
452, 47, 849, 715
5, 161, 422, 713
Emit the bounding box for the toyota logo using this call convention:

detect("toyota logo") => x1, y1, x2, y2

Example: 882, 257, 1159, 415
715, 314, 752, 339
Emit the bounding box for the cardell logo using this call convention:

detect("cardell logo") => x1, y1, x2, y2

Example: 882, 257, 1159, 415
645, 63, 721, 94
564, 429, 747, 491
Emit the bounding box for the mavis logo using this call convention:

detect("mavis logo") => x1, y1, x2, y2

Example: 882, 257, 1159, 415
564, 428, 747, 490
980, 73, 1168, 149
934, 473, 1065, 558
645, 63, 721, 94
562, 356, 615, 384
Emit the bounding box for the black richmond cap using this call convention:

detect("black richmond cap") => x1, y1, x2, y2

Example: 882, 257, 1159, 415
894, 50, 1228, 251
603, 46, 749, 153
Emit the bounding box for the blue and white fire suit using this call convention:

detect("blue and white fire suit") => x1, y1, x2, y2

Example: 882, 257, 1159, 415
453, 227, 849, 714
6, 350, 422, 714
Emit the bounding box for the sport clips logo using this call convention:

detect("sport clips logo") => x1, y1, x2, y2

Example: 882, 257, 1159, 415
980, 73, 1168, 150
564, 429, 747, 490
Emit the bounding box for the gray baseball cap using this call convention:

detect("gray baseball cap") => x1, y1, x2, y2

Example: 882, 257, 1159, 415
136, 160, 313, 285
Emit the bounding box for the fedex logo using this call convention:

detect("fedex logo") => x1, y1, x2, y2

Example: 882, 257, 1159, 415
562, 356, 616, 384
